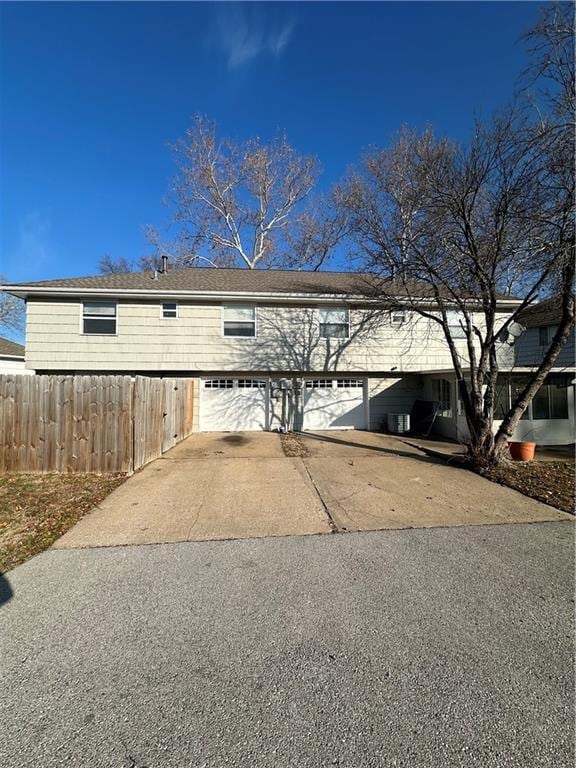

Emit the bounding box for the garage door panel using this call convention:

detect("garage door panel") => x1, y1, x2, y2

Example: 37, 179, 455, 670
201, 379, 268, 432
302, 379, 367, 431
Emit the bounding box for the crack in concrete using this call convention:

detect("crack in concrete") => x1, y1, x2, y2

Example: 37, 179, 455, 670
300, 459, 339, 533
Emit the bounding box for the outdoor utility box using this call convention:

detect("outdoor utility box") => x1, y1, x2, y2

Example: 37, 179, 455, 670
387, 413, 411, 434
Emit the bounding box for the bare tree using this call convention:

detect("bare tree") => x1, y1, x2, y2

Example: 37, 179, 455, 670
99, 254, 135, 275
101, 117, 325, 274
337, 6, 574, 467
0, 275, 25, 334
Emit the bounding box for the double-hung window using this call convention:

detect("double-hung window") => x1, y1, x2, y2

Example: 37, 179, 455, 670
82, 301, 117, 335
319, 307, 349, 339
162, 302, 178, 319
447, 310, 466, 339
222, 304, 256, 337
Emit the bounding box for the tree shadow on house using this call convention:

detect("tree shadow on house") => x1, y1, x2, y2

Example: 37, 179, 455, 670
0, 572, 13, 607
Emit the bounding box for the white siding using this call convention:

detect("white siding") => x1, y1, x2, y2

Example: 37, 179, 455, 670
0, 358, 34, 375
26, 299, 505, 374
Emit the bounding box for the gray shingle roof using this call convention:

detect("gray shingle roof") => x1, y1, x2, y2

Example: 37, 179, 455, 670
0, 337, 24, 357
5, 267, 519, 301
518, 296, 567, 328
7, 267, 377, 295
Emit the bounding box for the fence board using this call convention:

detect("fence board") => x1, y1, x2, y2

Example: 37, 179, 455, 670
0, 374, 195, 474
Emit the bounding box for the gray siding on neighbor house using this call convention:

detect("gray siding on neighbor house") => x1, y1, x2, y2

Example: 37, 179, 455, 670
514, 327, 575, 369
25, 298, 512, 375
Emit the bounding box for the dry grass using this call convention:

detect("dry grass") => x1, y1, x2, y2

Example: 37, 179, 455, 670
0, 473, 126, 572
480, 460, 575, 514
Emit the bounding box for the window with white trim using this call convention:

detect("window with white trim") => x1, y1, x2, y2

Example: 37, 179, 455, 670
82, 301, 117, 335
223, 304, 256, 337
437, 379, 452, 417
447, 310, 466, 340
319, 307, 349, 339
162, 302, 178, 319
391, 311, 406, 327
336, 379, 363, 388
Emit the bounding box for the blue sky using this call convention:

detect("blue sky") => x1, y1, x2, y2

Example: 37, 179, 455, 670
1, 1, 542, 284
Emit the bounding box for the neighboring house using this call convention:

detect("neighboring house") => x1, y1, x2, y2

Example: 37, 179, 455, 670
2, 269, 573, 444
0, 336, 33, 375
429, 295, 575, 446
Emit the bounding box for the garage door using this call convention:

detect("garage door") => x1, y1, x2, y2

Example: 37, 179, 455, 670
302, 379, 367, 430
200, 378, 269, 432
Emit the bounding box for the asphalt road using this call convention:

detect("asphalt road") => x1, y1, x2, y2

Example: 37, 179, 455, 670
1, 522, 574, 768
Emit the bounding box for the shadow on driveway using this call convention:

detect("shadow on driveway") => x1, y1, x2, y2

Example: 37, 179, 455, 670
0, 572, 13, 606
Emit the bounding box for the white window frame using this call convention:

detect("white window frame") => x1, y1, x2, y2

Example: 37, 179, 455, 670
391, 310, 407, 327
81, 301, 118, 336
446, 310, 467, 340
437, 378, 452, 417
319, 306, 350, 340
222, 304, 257, 339
161, 302, 178, 319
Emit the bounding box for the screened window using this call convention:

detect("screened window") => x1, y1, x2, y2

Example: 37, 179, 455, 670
532, 378, 569, 420
511, 377, 531, 420
82, 301, 117, 335
223, 304, 256, 337
319, 307, 349, 339
447, 311, 466, 340
437, 379, 452, 417
494, 382, 510, 419
162, 302, 178, 319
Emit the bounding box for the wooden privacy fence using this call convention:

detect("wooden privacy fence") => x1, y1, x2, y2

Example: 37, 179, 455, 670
0, 374, 195, 474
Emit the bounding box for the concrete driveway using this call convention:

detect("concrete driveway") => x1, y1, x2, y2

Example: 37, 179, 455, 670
2, 523, 574, 767
54, 431, 572, 549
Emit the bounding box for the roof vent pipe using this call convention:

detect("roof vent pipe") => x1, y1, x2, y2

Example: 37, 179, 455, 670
161, 255, 168, 274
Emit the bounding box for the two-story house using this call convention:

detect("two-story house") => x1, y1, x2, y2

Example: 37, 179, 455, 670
3, 267, 573, 444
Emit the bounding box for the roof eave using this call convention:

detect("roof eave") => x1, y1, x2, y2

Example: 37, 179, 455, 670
1, 284, 523, 309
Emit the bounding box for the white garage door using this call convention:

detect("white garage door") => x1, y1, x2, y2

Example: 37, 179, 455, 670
302, 379, 367, 430
200, 378, 269, 432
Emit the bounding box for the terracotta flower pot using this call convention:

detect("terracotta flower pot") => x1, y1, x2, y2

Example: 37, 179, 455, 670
509, 441, 536, 462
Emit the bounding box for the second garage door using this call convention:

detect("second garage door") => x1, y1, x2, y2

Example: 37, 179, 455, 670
200, 378, 269, 431
302, 378, 367, 430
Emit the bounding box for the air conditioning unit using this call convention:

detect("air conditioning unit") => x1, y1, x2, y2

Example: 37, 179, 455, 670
387, 413, 411, 434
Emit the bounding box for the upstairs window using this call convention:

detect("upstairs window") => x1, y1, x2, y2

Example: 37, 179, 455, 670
82, 301, 117, 335
319, 307, 349, 339
539, 325, 557, 346
222, 304, 256, 337
437, 379, 452, 417
391, 311, 406, 327
162, 302, 178, 319
446, 310, 466, 340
